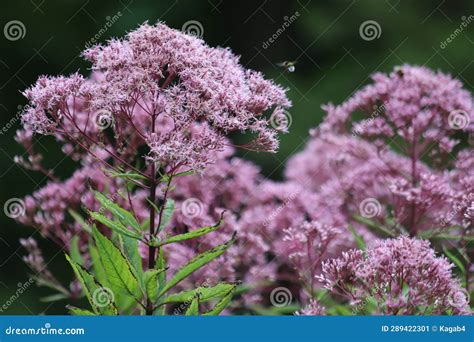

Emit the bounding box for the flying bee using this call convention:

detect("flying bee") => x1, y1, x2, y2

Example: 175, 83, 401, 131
277, 60, 297, 73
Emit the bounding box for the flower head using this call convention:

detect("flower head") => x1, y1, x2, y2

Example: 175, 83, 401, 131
317, 236, 471, 315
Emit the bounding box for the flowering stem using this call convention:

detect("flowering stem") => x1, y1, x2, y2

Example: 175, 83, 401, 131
145, 111, 158, 315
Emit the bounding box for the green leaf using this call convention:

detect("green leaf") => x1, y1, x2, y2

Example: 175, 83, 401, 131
144, 269, 165, 304
65, 254, 117, 315
353, 215, 395, 237
419, 232, 474, 242
90, 211, 142, 240
68, 209, 91, 234
158, 199, 175, 233
107, 171, 148, 181
94, 191, 141, 232
173, 170, 194, 178
443, 247, 466, 275
157, 215, 223, 247
347, 224, 366, 250
185, 296, 200, 316
70, 236, 84, 266
159, 233, 236, 297
156, 248, 167, 293
160, 283, 236, 304
89, 244, 108, 287
140, 217, 150, 232
92, 227, 141, 301
202, 288, 234, 316
67, 306, 96, 316
119, 235, 144, 287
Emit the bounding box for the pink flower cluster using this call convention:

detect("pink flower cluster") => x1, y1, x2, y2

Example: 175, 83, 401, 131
19, 21, 290, 175
317, 236, 470, 315
14, 20, 473, 316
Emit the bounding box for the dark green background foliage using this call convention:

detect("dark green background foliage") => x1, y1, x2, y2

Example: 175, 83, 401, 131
0, 0, 473, 314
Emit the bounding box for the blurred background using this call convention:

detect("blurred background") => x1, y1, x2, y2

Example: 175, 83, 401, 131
0, 0, 473, 314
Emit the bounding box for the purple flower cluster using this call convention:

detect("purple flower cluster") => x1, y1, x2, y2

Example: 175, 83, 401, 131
14, 21, 473, 315
317, 236, 470, 315
19, 22, 289, 175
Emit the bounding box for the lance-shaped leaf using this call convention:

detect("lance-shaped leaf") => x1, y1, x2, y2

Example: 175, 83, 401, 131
144, 269, 166, 304
68, 209, 91, 234
347, 224, 366, 250
202, 287, 235, 316
65, 254, 117, 315
159, 233, 236, 297
70, 236, 84, 266
89, 244, 108, 287
156, 214, 224, 247
156, 248, 167, 293
107, 171, 149, 181
92, 226, 141, 301
443, 247, 466, 275
158, 199, 175, 233
160, 283, 236, 304
119, 235, 144, 287
173, 170, 194, 178
185, 296, 200, 316
67, 306, 96, 316
89, 211, 142, 240
352, 215, 395, 237
94, 191, 141, 233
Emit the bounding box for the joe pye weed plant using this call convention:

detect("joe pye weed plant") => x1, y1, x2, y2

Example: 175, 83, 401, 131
16, 22, 290, 315
13, 22, 473, 316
